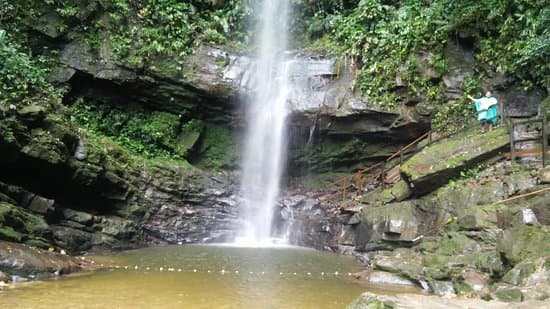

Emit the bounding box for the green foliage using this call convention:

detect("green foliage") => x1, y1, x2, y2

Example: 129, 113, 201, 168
431, 73, 484, 131
0, 28, 56, 108
299, 0, 548, 110
69, 98, 198, 160
96, 0, 251, 62
7, 0, 251, 64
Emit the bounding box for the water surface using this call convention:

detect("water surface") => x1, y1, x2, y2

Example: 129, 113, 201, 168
1, 245, 374, 308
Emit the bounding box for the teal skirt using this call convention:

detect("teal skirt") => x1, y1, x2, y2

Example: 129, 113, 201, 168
486, 104, 498, 125
475, 102, 499, 125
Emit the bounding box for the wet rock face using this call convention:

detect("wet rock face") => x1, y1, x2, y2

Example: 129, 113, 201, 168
0, 241, 87, 280
58, 35, 429, 138
352, 269, 417, 287
500, 87, 546, 117
142, 174, 240, 244
274, 194, 345, 250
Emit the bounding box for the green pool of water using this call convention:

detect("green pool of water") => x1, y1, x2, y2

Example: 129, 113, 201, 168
0, 245, 395, 308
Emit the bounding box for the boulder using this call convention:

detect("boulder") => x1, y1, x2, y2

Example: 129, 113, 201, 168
0, 202, 51, 244
493, 285, 523, 302
51, 226, 93, 254
0, 240, 84, 280
96, 216, 136, 239
357, 201, 425, 248
502, 260, 536, 286
497, 225, 550, 264
460, 270, 489, 293
521, 257, 550, 301
457, 205, 501, 231
371, 249, 424, 281
347, 292, 396, 309
352, 269, 416, 287
379, 180, 411, 204
26, 196, 55, 215
401, 128, 509, 195
61, 208, 94, 225
431, 280, 456, 297
0, 270, 9, 282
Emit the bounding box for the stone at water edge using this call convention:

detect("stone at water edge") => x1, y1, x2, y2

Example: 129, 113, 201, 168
431, 281, 456, 297
346, 292, 396, 309
0, 240, 88, 280
352, 269, 417, 287
0, 270, 10, 282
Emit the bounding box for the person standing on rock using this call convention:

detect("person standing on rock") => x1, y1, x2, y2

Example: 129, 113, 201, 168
468, 91, 499, 132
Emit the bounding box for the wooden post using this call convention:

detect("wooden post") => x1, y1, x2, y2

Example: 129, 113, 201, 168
428, 130, 432, 145
543, 117, 548, 167
355, 172, 363, 196
509, 120, 515, 162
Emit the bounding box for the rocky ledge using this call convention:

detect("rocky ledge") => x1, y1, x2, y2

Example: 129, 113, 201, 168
278, 127, 550, 303
0, 240, 95, 286
347, 291, 549, 309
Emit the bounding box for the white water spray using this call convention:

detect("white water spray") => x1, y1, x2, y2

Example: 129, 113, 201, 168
236, 0, 291, 246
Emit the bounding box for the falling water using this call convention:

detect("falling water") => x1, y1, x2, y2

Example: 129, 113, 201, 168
236, 0, 291, 245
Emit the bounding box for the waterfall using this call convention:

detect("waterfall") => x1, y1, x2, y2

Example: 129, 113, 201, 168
236, 0, 291, 245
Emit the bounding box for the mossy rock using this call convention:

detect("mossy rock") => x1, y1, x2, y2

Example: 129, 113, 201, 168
24, 238, 51, 250
347, 293, 396, 309
457, 204, 504, 231
21, 131, 68, 165
494, 287, 523, 302
467, 251, 506, 277
400, 128, 509, 195
51, 226, 93, 254
502, 260, 536, 286
94, 216, 137, 239
358, 201, 423, 245
431, 232, 478, 256
194, 124, 239, 170
290, 135, 392, 173
0, 226, 23, 242
380, 180, 411, 204
0, 202, 50, 240
372, 249, 425, 280
497, 225, 550, 265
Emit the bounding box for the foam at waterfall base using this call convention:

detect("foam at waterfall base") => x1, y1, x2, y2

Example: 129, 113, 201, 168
222, 236, 302, 249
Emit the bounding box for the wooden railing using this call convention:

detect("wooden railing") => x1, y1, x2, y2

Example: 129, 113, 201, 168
327, 111, 548, 203
328, 131, 432, 202
327, 119, 505, 202
507, 116, 549, 167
